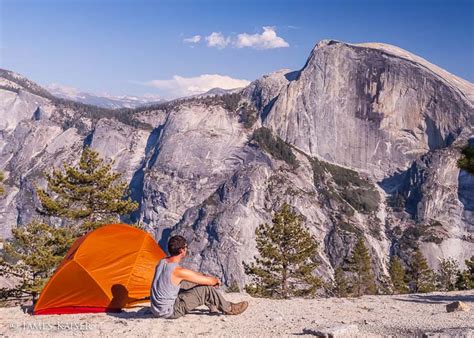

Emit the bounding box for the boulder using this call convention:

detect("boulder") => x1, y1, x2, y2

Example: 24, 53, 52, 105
446, 301, 470, 313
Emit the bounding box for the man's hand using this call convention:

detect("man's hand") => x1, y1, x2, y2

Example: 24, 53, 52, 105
213, 278, 221, 288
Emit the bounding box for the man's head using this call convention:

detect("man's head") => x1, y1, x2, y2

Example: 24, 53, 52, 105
168, 235, 187, 257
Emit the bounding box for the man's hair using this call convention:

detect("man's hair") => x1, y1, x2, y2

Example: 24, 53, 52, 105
168, 235, 187, 256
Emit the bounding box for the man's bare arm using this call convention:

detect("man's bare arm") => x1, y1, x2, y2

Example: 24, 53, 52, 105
173, 267, 220, 286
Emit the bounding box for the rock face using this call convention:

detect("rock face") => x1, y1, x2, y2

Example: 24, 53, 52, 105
0, 40, 473, 288
265, 40, 472, 179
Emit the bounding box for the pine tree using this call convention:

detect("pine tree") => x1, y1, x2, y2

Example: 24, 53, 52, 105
437, 257, 459, 291
377, 275, 393, 295
0, 221, 75, 304
455, 256, 474, 290
243, 203, 322, 299
466, 255, 474, 281
457, 143, 474, 174
389, 256, 408, 294
333, 266, 350, 297
349, 238, 376, 296
0, 171, 5, 196
1, 149, 140, 305
409, 249, 437, 293
36, 147, 138, 235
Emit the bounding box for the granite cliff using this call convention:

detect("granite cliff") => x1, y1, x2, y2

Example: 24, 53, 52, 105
0, 40, 472, 288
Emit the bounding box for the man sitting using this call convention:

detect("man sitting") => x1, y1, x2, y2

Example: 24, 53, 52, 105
150, 235, 248, 319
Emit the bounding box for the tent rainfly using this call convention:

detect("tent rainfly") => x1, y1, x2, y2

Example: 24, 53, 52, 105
34, 224, 166, 315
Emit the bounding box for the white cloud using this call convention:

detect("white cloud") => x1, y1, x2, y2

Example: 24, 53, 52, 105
235, 26, 289, 49
205, 32, 230, 49
202, 27, 289, 50
143, 74, 250, 98
183, 35, 201, 43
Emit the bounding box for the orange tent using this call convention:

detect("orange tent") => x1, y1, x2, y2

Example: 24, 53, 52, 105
34, 224, 166, 315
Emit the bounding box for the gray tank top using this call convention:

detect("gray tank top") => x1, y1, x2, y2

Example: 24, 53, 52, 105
150, 259, 180, 318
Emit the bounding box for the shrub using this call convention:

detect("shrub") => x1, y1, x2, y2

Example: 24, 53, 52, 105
455, 256, 474, 290
238, 103, 258, 128
225, 281, 241, 293
251, 128, 298, 167
0, 171, 4, 196
457, 143, 474, 174
437, 257, 460, 291
309, 157, 380, 214
221, 93, 241, 112
0, 221, 75, 304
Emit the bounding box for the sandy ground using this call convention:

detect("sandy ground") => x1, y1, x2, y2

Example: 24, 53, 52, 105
0, 291, 473, 337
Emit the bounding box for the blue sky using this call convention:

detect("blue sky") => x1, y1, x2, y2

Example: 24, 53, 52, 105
1, 0, 473, 98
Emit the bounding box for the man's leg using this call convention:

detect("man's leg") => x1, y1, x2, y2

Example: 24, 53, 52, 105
169, 285, 231, 319
178, 282, 218, 313
179, 280, 197, 291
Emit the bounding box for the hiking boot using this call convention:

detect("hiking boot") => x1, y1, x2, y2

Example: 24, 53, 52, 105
224, 301, 248, 315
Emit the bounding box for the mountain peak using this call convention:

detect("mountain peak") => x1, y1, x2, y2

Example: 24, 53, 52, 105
0, 68, 53, 99
314, 39, 341, 49
307, 40, 474, 103
46, 84, 164, 109
354, 42, 474, 101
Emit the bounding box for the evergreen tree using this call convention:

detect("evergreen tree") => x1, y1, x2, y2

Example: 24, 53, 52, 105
457, 143, 474, 174
36, 147, 138, 235
333, 266, 350, 297
466, 255, 474, 281
349, 238, 376, 296
244, 203, 322, 299
389, 256, 408, 294
377, 275, 393, 295
0, 171, 5, 196
455, 256, 474, 290
409, 249, 437, 293
437, 257, 459, 291
1, 148, 141, 305
0, 221, 75, 304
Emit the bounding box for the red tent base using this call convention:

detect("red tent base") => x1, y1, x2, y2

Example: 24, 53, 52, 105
34, 307, 122, 315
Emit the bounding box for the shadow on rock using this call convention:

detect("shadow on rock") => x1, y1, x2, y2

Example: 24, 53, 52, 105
106, 306, 222, 320
394, 294, 474, 304
106, 306, 155, 319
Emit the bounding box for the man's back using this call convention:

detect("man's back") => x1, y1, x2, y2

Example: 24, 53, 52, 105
150, 259, 180, 318
149, 235, 248, 319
